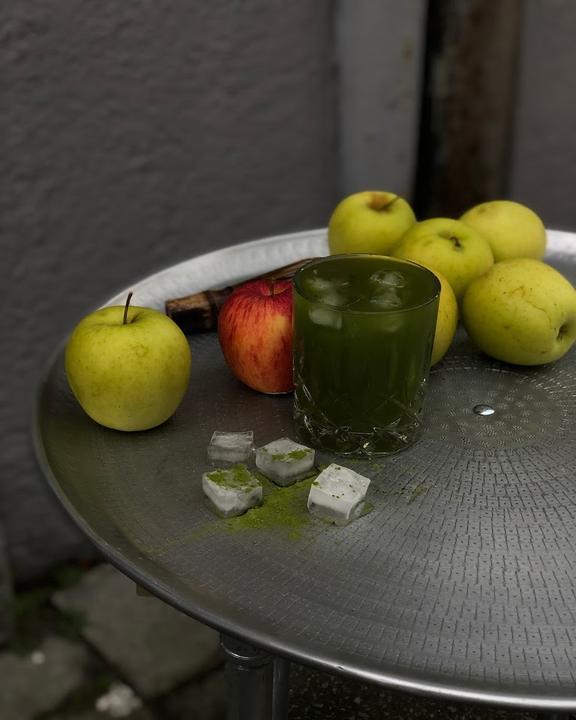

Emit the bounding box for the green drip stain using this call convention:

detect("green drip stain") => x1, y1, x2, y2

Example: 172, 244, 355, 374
362, 500, 375, 516
407, 482, 428, 503
224, 472, 317, 540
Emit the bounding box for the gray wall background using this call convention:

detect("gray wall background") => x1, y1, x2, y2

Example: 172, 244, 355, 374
2, 0, 337, 580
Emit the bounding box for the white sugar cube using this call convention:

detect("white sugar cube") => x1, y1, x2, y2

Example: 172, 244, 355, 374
255, 437, 315, 487
202, 464, 262, 518
307, 464, 370, 526
207, 431, 254, 465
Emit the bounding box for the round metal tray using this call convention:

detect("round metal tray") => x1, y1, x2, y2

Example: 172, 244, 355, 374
34, 229, 576, 711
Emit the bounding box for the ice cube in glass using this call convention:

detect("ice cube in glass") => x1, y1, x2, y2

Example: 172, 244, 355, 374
305, 270, 351, 297
202, 464, 262, 518
207, 431, 254, 465
304, 271, 355, 309
370, 269, 406, 288
255, 437, 315, 487
369, 287, 403, 308
307, 463, 370, 526
304, 271, 333, 297
309, 307, 343, 329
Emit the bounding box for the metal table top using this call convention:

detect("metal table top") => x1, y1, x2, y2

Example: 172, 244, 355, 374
34, 229, 576, 711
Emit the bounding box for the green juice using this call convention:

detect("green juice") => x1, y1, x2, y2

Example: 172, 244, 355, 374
293, 254, 440, 456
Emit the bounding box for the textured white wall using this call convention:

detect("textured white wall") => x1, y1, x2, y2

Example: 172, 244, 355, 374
510, 0, 576, 230
2, 0, 337, 579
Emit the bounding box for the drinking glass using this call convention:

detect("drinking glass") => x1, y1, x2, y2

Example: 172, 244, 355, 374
293, 254, 440, 456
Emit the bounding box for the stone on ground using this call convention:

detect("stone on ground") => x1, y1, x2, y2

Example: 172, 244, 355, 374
53, 564, 222, 698
160, 667, 226, 720
0, 636, 90, 720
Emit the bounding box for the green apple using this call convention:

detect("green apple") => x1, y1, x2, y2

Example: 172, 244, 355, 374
460, 200, 546, 262
462, 259, 576, 366
328, 190, 416, 255
431, 270, 458, 366
392, 218, 494, 299
65, 294, 191, 431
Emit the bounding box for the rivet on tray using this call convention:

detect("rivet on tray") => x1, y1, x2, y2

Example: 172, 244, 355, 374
473, 404, 495, 417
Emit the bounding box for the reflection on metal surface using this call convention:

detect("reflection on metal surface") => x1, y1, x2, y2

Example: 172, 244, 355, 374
473, 404, 496, 416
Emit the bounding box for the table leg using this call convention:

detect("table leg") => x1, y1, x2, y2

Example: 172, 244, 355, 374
220, 634, 290, 720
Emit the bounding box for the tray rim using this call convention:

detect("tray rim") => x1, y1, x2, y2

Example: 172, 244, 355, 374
33, 227, 576, 711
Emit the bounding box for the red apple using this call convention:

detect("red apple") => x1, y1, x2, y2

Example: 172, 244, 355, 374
218, 278, 293, 394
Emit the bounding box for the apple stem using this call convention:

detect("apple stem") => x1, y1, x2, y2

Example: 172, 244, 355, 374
370, 194, 398, 212
450, 236, 462, 249
386, 195, 399, 209
123, 292, 134, 325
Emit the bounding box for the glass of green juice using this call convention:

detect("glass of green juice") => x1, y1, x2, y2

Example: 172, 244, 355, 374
293, 254, 440, 456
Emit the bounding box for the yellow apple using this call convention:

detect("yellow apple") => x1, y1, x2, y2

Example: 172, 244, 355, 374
462, 259, 576, 365
460, 200, 546, 262
431, 270, 458, 366
393, 218, 493, 299
328, 190, 416, 255
65, 295, 191, 431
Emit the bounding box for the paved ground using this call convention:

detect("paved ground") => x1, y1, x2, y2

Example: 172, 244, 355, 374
0, 562, 571, 719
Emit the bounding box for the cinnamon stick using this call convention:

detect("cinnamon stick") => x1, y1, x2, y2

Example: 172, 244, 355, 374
165, 257, 316, 334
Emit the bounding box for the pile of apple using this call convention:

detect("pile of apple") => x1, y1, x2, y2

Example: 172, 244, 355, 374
328, 191, 576, 368
218, 192, 576, 397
